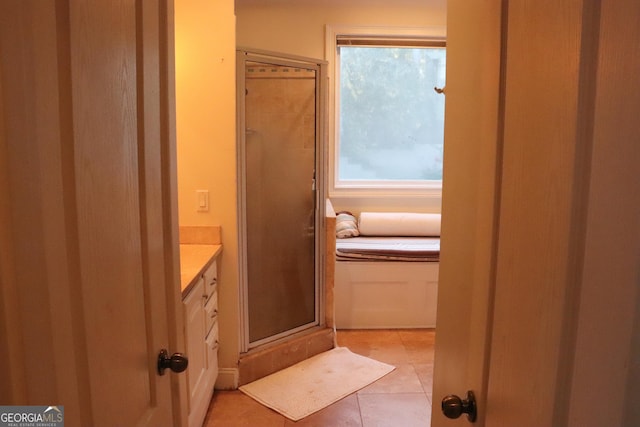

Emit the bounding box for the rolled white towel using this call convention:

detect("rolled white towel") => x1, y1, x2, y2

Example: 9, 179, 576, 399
358, 212, 441, 237
336, 212, 360, 238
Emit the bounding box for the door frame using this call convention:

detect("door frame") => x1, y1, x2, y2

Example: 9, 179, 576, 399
235, 48, 328, 352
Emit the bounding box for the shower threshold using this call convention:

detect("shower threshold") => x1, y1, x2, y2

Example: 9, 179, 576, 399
237, 326, 334, 386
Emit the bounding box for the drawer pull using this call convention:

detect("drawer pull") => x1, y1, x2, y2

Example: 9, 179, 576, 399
204, 301, 217, 314
205, 330, 219, 348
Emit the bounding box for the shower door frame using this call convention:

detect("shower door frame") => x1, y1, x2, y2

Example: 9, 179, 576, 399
236, 48, 328, 352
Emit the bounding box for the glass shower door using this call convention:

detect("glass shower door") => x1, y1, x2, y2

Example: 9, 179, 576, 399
238, 52, 324, 348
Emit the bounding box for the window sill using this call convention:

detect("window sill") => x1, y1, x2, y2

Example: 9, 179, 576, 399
328, 188, 442, 213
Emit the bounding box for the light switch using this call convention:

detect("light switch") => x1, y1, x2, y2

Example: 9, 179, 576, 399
196, 190, 209, 212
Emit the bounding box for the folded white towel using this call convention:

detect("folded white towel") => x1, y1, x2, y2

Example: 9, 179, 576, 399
358, 212, 441, 237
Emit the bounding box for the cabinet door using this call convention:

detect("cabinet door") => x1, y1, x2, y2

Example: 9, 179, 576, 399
183, 280, 207, 419
205, 317, 220, 387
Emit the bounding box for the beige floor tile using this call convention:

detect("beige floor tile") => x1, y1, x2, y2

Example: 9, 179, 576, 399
414, 363, 434, 397
358, 364, 424, 395
283, 394, 363, 427
398, 329, 436, 345
358, 393, 431, 427
404, 341, 435, 364
340, 329, 437, 365
397, 329, 436, 364
365, 343, 411, 365
336, 330, 403, 347
203, 390, 285, 427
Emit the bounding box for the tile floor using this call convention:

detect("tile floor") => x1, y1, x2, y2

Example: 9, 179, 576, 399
203, 328, 435, 427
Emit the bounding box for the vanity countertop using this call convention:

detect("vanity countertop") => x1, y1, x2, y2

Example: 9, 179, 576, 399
179, 243, 222, 295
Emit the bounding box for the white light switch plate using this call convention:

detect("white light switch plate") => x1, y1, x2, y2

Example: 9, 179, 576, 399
196, 190, 209, 212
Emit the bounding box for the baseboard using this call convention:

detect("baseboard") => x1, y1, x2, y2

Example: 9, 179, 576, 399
215, 368, 239, 390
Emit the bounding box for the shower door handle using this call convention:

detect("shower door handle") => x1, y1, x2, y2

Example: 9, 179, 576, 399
311, 178, 317, 213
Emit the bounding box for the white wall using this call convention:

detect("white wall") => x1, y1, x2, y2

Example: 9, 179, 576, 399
236, 0, 447, 213
236, 0, 446, 59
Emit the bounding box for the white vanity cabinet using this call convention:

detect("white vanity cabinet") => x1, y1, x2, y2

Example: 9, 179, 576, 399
183, 259, 219, 427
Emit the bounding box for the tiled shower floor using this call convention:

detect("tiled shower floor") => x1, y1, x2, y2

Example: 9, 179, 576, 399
203, 329, 435, 426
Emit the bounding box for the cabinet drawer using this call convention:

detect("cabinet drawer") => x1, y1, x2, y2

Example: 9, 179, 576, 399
204, 291, 218, 334
202, 260, 218, 301
204, 307, 219, 390
205, 318, 219, 351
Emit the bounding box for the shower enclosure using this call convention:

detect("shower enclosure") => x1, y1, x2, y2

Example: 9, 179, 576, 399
236, 49, 327, 351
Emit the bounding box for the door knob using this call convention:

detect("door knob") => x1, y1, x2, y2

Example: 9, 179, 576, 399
441, 390, 477, 422
157, 349, 188, 375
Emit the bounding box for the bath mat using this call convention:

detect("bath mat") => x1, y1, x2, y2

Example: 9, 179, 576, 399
238, 347, 395, 421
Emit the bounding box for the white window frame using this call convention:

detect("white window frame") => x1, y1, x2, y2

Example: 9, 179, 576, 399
325, 25, 447, 202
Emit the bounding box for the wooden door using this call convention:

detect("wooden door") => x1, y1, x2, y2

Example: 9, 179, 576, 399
0, 1, 185, 426
433, 1, 640, 426
431, 1, 503, 425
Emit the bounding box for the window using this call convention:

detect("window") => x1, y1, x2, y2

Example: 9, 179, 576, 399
329, 28, 446, 198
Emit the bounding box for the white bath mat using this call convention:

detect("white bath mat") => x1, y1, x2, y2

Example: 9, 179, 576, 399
238, 347, 395, 421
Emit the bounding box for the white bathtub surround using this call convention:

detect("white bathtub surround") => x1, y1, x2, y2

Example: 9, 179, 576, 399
334, 261, 439, 329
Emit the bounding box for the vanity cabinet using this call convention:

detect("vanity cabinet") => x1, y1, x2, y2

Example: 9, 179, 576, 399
184, 259, 219, 427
